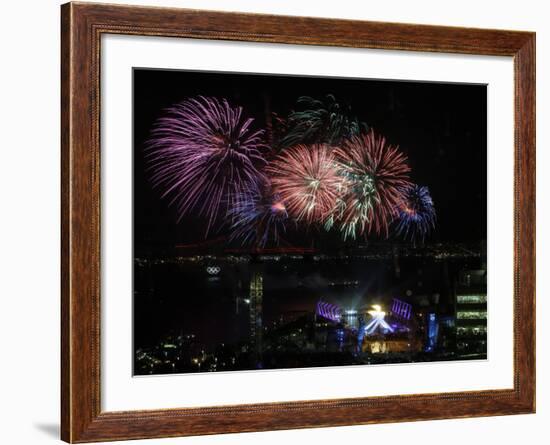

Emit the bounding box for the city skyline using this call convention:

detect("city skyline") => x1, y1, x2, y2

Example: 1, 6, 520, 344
133, 69, 487, 375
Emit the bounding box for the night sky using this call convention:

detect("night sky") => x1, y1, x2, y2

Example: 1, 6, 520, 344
133, 69, 487, 357
133, 68, 487, 253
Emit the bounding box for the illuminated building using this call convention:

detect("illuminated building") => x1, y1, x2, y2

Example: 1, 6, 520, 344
362, 337, 422, 354
455, 270, 487, 355
343, 309, 359, 330
249, 270, 263, 366
426, 313, 438, 351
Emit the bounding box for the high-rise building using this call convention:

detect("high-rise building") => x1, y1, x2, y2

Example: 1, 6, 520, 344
249, 270, 263, 366
455, 269, 487, 356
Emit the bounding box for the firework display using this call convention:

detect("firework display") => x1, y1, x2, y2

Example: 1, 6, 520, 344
146, 96, 267, 234
267, 144, 343, 224
135, 70, 487, 377
332, 131, 412, 239
394, 185, 436, 244
228, 190, 288, 247
147, 95, 435, 246
276, 94, 368, 149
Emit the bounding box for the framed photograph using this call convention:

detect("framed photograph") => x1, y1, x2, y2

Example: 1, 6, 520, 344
61, 2, 535, 442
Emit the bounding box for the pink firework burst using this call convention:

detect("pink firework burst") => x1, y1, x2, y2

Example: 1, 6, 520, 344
146, 96, 267, 234
333, 131, 412, 238
267, 144, 342, 224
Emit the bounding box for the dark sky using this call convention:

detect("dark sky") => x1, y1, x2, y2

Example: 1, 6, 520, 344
133, 68, 487, 251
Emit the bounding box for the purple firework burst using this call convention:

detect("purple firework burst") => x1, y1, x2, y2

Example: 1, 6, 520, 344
146, 96, 267, 234
228, 190, 288, 248
394, 185, 436, 244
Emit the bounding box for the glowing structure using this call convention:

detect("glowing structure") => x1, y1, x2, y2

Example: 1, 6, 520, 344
336, 328, 345, 351
363, 305, 395, 335
426, 313, 439, 352
249, 271, 263, 367
206, 266, 220, 275
357, 316, 366, 352
228, 191, 288, 247
331, 131, 412, 240
395, 185, 436, 244
343, 309, 359, 330
455, 270, 487, 355
206, 265, 221, 282
391, 298, 412, 321
146, 96, 267, 234
268, 144, 342, 224
316, 300, 342, 323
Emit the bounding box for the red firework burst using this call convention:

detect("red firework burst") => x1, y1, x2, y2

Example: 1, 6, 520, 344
267, 144, 343, 224
334, 131, 412, 238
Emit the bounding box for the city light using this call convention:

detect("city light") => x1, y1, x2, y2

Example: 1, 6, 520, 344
206, 266, 221, 275
391, 298, 412, 320
135, 257, 487, 374
363, 305, 394, 335
457, 295, 487, 304
426, 313, 438, 352
316, 300, 342, 322
456, 310, 487, 320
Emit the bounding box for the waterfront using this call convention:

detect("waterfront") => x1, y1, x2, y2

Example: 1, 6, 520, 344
134, 242, 487, 375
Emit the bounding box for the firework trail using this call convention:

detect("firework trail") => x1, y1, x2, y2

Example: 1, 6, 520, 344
267, 144, 343, 224
276, 95, 368, 149
228, 190, 288, 248
331, 131, 412, 239
395, 185, 436, 244
146, 96, 267, 234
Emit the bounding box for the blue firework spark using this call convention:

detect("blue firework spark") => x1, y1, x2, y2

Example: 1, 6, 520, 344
395, 185, 436, 243
228, 191, 288, 247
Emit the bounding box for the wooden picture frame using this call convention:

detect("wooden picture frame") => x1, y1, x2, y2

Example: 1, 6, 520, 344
61, 2, 535, 442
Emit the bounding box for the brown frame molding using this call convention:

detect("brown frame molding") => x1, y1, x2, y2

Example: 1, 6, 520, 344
61, 2, 536, 442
